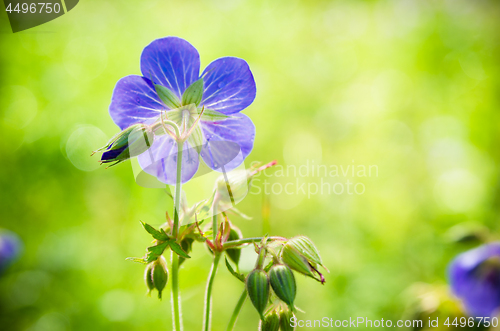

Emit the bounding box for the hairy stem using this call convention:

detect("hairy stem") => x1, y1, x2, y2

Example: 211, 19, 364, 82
171, 253, 182, 331
203, 253, 222, 331
226, 290, 248, 331
222, 236, 287, 250
171, 140, 183, 331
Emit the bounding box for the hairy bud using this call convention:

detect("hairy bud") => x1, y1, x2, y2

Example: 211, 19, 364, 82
97, 123, 154, 166
279, 307, 296, 331
281, 243, 325, 284
246, 269, 270, 320
269, 264, 296, 309
144, 256, 169, 299
260, 309, 280, 331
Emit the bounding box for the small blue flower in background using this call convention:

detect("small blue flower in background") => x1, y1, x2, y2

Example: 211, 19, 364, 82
0, 230, 22, 273
449, 242, 500, 318
108, 37, 256, 184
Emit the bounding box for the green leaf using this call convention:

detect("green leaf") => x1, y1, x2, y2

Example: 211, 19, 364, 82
154, 84, 181, 109
181, 77, 204, 106
141, 222, 169, 241
200, 109, 232, 122
125, 257, 147, 264
225, 257, 245, 283
147, 241, 169, 257
168, 240, 191, 259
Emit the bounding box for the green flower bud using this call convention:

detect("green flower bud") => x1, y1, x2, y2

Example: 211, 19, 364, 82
215, 170, 250, 205
281, 243, 325, 284
260, 310, 280, 331
269, 264, 296, 309
182, 77, 204, 106
98, 123, 154, 166
287, 236, 323, 268
246, 269, 270, 320
279, 307, 296, 331
226, 224, 243, 266
144, 263, 155, 293
144, 256, 169, 299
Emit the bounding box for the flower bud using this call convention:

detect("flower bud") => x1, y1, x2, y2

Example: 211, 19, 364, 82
246, 269, 270, 320
279, 307, 296, 331
269, 264, 296, 309
98, 123, 154, 166
144, 256, 169, 299
226, 224, 243, 266
259, 310, 280, 331
281, 243, 325, 284
287, 236, 324, 268
0, 230, 22, 273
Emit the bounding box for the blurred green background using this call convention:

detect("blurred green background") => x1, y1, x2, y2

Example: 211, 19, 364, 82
2, 0, 500, 330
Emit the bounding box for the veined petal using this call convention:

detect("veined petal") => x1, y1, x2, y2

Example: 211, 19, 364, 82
137, 134, 199, 184
201, 57, 256, 115
141, 37, 200, 99
200, 113, 255, 171
109, 75, 164, 130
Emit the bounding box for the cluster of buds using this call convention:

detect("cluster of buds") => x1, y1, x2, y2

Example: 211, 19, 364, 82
243, 236, 326, 329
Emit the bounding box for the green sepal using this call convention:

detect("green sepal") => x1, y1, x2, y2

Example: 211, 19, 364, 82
200, 108, 232, 122
182, 77, 204, 106
141, 222, 169, 241
154, 84, 181, 109
187, 125, 203, 153
168, 240, 191, 259
225, 257, 245, 283
126, 257, 148, 264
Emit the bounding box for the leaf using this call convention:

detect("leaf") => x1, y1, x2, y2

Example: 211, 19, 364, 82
200, 109, 232, 122
141, 222, 169, 241
225, 257, 245, 283
168, 240, 191, 259
126, 257, 148, 264
182, 77, 204, 106
154, 84, 181, 109
147, 241, 169, 256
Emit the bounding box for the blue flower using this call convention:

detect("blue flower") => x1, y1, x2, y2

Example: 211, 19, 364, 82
0, 230, 22, 273
448, 242, 500, 318
108, 37, 256, 184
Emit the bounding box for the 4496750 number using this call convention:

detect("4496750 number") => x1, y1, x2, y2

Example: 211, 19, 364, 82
6, 2, 61, 14
444, 317, 498, 328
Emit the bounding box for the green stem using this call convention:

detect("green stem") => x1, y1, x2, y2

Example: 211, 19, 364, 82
173, 141, 183, 238
171, 253, 182, 331
171, 140, 183, 331
203, 253, 221, 331
226, 290, 247, 331
222, 236, 287, 250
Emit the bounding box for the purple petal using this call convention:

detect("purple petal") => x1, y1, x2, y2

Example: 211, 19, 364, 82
449, 243, 500, 318
141, 37, 200, 99
200, 113, 255, 171
137, 134, 199, 184
201, 57, 256, 115
109, 75, 164, 130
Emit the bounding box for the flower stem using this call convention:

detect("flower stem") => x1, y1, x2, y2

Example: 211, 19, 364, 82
226, 290, 247, 331
171, 140, 184, 331
171, 253, 182, 331
203, 253, 221, 331
222, 236, 287, 250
